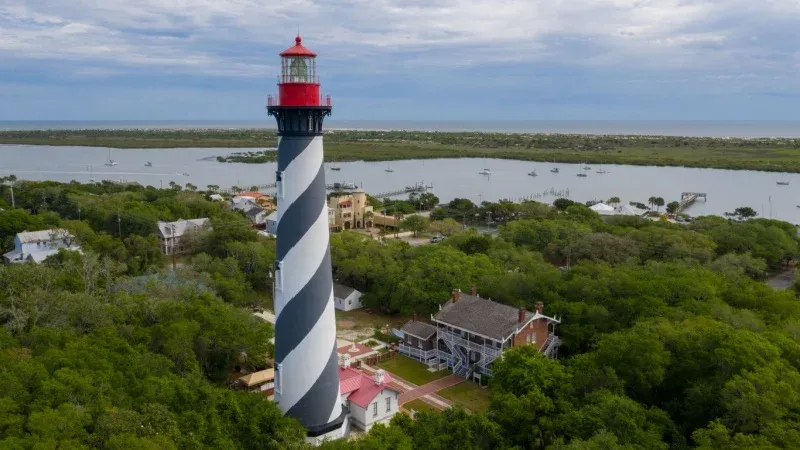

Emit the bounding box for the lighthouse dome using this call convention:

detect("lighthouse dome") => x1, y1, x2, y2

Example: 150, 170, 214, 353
280, 35, 317, 57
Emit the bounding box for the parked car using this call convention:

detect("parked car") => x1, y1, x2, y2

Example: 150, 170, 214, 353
429, 235, 444, 243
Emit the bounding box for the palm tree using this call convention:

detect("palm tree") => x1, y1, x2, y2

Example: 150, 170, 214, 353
607, 196, 620, 206
648, 196, 657, 210
655, 197, 665, 212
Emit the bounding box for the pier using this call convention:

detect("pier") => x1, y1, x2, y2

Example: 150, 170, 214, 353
373, 182, 434, 199
678, 192, 707, 213
514, 188, 571, 203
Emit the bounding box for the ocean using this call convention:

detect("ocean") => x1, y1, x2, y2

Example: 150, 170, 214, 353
1, 120, 800, 137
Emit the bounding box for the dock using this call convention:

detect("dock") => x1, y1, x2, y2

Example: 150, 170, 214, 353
373, 182, 433, 199
215, 180, 434, 199
677, 192, 707, 213
514, 188, 571, 202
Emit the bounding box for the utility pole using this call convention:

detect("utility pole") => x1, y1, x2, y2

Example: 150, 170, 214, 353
117, 211, 122, 237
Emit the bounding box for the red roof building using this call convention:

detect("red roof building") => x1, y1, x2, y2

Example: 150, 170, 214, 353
338, 362, 399, 431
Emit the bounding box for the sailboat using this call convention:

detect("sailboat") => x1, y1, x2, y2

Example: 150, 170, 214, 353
104, 149, 118, 166
550, 167, 559, 173
596, 164, 608, 174
144, 161, 153, 167
777, 180, 789, 186
576, 165, 588, 177
527, 169, 538, 177
479, 168, 492, 175
385, 164, 394, 173
329, 150, 341, 171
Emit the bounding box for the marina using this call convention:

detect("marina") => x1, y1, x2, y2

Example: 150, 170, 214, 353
4, 144, 800, 223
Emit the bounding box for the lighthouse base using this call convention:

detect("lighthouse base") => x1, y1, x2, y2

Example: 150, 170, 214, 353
304, 410, 351, 446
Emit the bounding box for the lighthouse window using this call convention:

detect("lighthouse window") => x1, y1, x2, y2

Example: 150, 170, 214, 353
288, 57, 309, 82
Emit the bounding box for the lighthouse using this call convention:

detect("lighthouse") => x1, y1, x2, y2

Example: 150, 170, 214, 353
267, 36, 348, 443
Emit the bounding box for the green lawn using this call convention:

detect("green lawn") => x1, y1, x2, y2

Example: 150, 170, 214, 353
437, 382, 492, 413
377, 356, 448, 386
402, 399, 439, 415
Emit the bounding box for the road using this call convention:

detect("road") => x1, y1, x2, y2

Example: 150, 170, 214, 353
766, 269, 796, 290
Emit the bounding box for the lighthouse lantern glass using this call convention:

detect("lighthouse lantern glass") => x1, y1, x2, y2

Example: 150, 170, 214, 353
282, 56, 316, 83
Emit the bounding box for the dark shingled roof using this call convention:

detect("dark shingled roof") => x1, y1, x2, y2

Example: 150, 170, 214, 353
401, 321, 437, 340
433, 293, 535, 341
333, 283, 357, 300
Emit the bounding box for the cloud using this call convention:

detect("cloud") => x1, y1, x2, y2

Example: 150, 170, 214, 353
1, 0, 800, 120
1, 1, 798, 75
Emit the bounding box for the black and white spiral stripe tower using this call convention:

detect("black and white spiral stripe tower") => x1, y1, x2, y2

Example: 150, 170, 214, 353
267, 35, 347, 442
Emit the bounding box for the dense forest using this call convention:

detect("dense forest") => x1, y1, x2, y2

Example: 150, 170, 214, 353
4, 128, 800, 172
2, 179, 800, 448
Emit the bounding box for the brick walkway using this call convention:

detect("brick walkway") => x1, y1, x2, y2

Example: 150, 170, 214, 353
398, 374, 464, 405
361, 364, 462, 410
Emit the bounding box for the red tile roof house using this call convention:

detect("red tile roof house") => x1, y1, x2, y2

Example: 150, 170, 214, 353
338, 355, 400, 432
399, 285, 561, 384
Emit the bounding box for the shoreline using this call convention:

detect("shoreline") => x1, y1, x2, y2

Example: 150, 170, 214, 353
3, 128, 800, 173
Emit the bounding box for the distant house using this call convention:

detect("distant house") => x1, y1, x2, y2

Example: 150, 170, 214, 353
235, 369, 275, 395
2, 229, 81, 264
334, 283, 363, 311
399, 285, 561, 383
233, 192, 275, 211
231, 197, 259, 214
338, 355, 399, 432
328, 190, 373, 230
265, 211, 278, 235
156, 218, 210, 256
246, 207, 270, 225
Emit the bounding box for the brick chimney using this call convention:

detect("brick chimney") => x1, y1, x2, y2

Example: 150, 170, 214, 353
536, 301, 544, 315
470, 284, 477, 296
518, 307, 526, 323
412, 312, 418, 322
452, 288, 461, 302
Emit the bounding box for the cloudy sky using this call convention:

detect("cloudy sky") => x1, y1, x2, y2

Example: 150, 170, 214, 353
1, 0, 799, 121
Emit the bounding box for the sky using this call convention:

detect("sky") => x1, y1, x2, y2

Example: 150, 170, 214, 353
1, 0, 800, 121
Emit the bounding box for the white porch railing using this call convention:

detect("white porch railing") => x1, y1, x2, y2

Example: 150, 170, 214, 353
398, 344, 437, 361
438, 329, 502, 358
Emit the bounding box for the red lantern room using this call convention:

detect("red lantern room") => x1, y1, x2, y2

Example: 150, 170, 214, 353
271, 35, 330, 107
